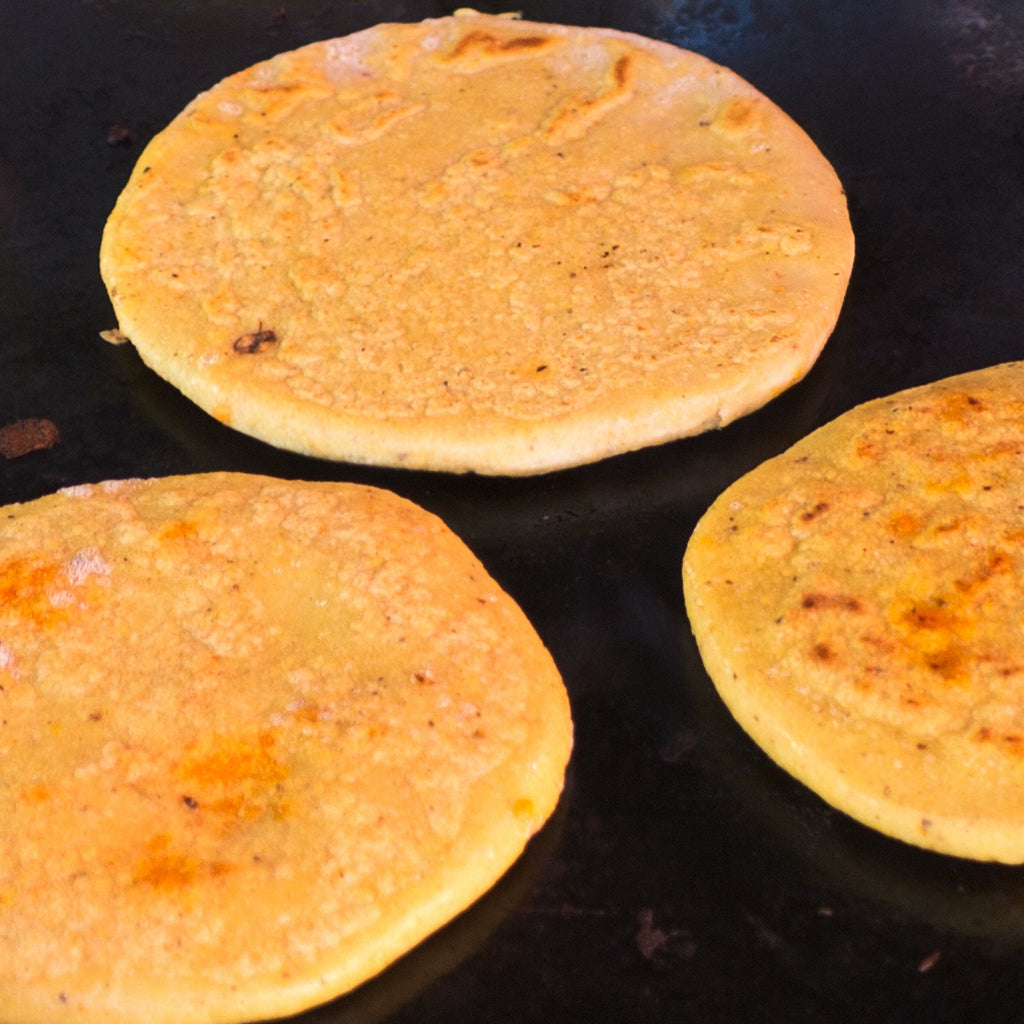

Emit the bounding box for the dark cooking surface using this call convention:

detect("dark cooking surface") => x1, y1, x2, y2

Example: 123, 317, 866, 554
3, 1, 1024, 1021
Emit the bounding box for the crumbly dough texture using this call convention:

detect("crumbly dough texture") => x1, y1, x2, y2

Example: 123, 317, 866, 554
0, 473, 572, 1022
683, 362, 1024, 862
100, 11, 854, 475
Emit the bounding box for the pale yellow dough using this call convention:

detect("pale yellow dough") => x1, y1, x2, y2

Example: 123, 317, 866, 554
100, 11, 854, 474
0, 472, 572, 1022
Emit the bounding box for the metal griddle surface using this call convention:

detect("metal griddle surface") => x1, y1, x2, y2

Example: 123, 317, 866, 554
2, 1, 1024, 1021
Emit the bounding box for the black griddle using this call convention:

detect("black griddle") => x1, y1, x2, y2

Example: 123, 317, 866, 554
3, 1, 1024, 1021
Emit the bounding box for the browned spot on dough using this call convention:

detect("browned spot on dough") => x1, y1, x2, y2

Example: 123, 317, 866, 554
445, 30, 553, 61
230, 81, 335, 122
179, 732, 286, 789
811, 642, 835, 662
924, 647, 964, 680
902, 600, 957, 631
132, 833, 234, 889
290, 702, 329, 722
156, 519, 199, 543
799, 501, 830, 522
22, 784, 51, 804
889, 551, 1012, 682
887, 512, 921, 539
612, 54, 632, 88
953, 550, 1013, 593
861, 633, 894, 654
176, 732, 291, 829
0, 557, 77, 631
513, 797, 535, 818
801, 593, 865, 613
973, 727, 1024, 757
716, 98, 756, 131
937, 391, 986, 422
854, 438, 885, 461
1, 558, 62, 619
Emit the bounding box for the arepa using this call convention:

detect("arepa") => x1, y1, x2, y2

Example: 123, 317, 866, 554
0, 472, 571, 1023
100, 11, 854, 474
684, 362, 1024, 862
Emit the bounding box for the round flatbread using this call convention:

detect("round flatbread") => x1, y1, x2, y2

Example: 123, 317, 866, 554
683, 362, 1024, 862
99, 11, 854, 475
0, 472, 571, 1023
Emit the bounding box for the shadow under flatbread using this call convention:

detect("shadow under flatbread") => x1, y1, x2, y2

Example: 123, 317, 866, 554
297, 795, 569, 1024
678, 628, 1024, 949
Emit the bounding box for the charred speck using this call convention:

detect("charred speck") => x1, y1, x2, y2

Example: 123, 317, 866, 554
233, 326, 278, 353
106, 124, 132, 146
802, 593, 863, 612
800, 501, 830, 522
182, 795, 199, 810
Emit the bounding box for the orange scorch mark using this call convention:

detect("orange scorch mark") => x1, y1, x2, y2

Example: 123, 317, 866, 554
885, 548, 1015, 683
935, 391, 985, 423
513, 797, 535, 819
715, 98, 757, 132
887, 511, 922, 540
129, 733, 296, 889
973, 727, 1024, 759
22, 783, 51, 804
886, 594, 973, 683
176, 731, 291, 826
155, 518, 199, 543
954, 549, 1013, 593
132, 833, 233, 889
853, 437, 886, 462
180, 731, 285, 787
1, 556, 78, 630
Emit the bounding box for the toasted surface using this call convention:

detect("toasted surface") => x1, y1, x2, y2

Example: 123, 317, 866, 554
683, 362, 1024, 862
100, 11, 854, 475
0, 472, 571, 1023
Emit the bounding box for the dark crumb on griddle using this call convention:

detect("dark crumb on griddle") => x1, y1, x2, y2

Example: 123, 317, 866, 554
106, 124, 132, 146
0, 417, 60, 459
